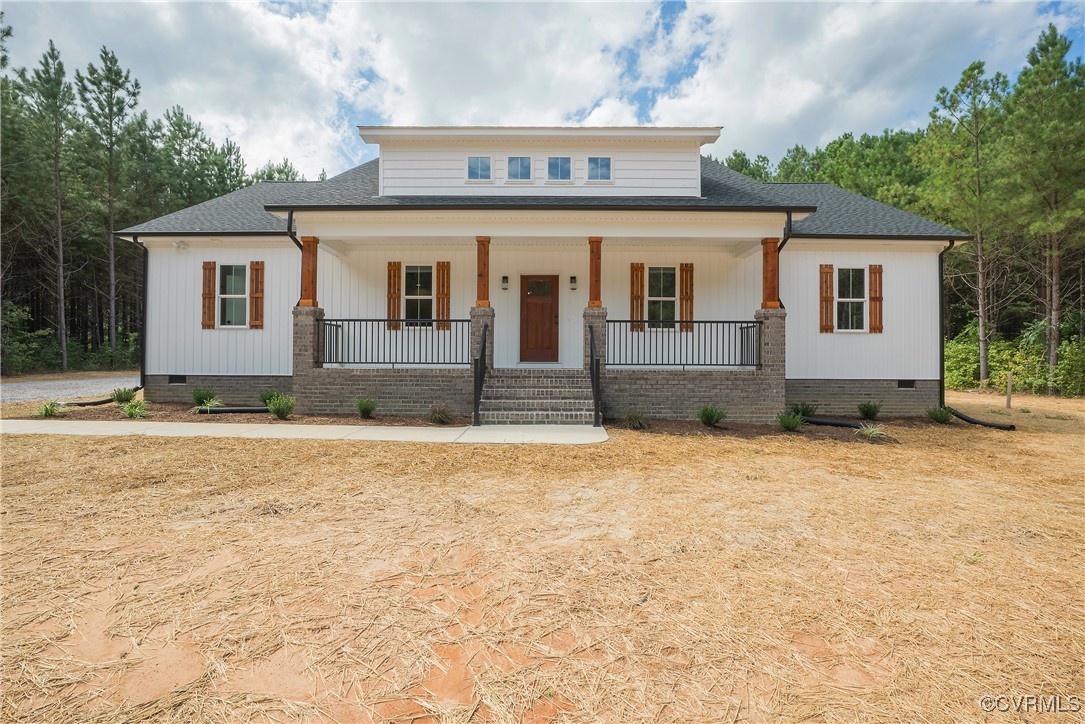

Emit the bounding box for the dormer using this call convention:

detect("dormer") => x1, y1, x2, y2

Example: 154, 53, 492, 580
357, 126, 721, 198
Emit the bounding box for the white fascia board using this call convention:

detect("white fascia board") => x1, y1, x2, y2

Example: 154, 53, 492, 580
358, 126, 722, 146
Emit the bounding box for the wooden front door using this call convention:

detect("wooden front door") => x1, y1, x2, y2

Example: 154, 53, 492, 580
520, 275, 559, 362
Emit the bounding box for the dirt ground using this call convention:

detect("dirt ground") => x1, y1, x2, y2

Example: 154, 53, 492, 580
1, 390, 1082, 722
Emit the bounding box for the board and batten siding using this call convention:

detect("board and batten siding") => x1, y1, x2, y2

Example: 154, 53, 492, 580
145, 242, 299, 376
780, 242, 942, 380
379, 141, 702, 197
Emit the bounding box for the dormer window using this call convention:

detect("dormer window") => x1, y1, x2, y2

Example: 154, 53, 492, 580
547, 156, 571, 181
507, 156, 532, 181
467, 156, 491, 180
588, 157, 612, 181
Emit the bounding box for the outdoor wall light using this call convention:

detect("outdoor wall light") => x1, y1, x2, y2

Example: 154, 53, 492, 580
570, 275, 578, 291
501, 275, 509, 291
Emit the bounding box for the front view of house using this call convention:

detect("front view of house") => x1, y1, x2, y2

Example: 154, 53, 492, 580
119, 126, 968, 424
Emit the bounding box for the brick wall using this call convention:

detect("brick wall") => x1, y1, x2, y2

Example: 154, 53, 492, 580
785, 379, 939, 417
144, 375, 292, 405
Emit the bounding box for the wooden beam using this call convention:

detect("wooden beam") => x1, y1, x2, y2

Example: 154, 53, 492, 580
588, 236, 602, 308
761, 237, 781, 309
475, 236, 490, 307
299, 235, 319, 307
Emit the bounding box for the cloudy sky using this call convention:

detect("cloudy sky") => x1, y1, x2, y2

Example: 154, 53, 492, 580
5, 1, 1083, 179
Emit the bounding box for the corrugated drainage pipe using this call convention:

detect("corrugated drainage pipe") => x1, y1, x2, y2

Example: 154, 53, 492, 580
948, 407, 1015, 431
62, 385, 145, 407
195, 406, 270, 414
801, 416, 862, 429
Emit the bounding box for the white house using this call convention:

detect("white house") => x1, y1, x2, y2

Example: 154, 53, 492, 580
118, 126, 968, 424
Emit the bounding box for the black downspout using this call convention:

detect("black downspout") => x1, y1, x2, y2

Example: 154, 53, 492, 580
776, 211, 792, 310
286, 210, 303, 251
938, 240, 955, 407
138, 235, 147, 390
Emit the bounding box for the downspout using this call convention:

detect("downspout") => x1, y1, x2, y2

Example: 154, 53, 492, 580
138, 235, 147, 390
286, 210, 303, 251
775, 211, 792, 309
939, 240, 955, 407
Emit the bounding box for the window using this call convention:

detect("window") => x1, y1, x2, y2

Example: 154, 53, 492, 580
467, 156, 491, 180
547, 156, 571, 181
218, 264, 247, 327
507, 156, 532, 180
647, 266, 676, 328
837, 268, 866, 331
588, 156, 611, 181
404, 265, 433, 325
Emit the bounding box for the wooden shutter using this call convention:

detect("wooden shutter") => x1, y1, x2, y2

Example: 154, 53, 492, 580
869, 264, 883, 334
819, 264, 834, 333
248, 261, 265, 329
630, 263, 645, 332
679, 263, 694, 332
386, 261, 401, 330
435, 261, 451, 330
202, 261, 216, 329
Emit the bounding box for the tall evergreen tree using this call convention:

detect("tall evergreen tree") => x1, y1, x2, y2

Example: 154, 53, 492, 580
75, 46, 139, 351
251, 157, 305, 182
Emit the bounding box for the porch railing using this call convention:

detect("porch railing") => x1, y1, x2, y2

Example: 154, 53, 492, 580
322, 319, 472, 367
605, 320, 761, 367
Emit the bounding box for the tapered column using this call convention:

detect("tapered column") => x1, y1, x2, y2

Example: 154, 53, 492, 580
475, 236, 490, 307
588, 236, 602, 308
761, 237, 781, 309
299, 236, 319, 307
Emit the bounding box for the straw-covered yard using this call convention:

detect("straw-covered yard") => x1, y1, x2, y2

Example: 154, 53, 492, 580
1, 392, 1082, 722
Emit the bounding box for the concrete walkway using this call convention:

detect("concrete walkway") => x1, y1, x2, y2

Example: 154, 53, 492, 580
0, 419, 608, 445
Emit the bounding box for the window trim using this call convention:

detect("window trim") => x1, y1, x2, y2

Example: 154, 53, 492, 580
546, 156, 572, 184
835, 267, 867, 333
217, 263, 248, 329
587, 156, 613, 183
506, 155, 533, 182
466, 155, 492, 183
646, 265, 677, 330
403, 263, 435, 326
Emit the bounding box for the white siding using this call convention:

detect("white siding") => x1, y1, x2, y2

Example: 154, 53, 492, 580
781, 243, 942, 380
146, 242, 299, 376
379, 141, 702, 197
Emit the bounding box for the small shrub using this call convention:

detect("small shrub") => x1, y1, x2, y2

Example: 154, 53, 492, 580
192, 387, 217, 406
926, 406, 953, 424
624, 409, 647, 430
267, 393, 295, 420
123, 399, 148, 418
354, 397, 379, 419
788, 401, 819, 418
698, 405, 727, 427
111, 388, 137, 405
259, 389, 280, 407
1020, 407, 1031, 414
857, 400, 881, 420
428, 403, 453, 425
193, 396, 224, 411
38, 401, 62, 417
855, 423, 887, 440
777, 411, 804, 431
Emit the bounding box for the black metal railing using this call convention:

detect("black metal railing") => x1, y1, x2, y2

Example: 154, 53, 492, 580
322, 319, 471, 367
605, 320, 761, 367
589, 325, 602, 427
472, 322, 489, 426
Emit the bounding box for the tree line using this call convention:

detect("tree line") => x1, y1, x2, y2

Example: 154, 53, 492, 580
719, 25, 1084, 394
0, 15, 311, 373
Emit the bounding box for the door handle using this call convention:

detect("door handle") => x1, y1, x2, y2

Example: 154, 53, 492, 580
554, 315, 559, 325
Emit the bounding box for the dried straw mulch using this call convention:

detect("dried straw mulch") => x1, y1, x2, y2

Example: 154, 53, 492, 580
1, 392, 1082, 722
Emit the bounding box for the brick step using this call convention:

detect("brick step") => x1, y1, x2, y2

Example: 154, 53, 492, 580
478, 410, 596, 425
480, 398, 594, 412
486, 369, 590, 379
482, 386, 593, 400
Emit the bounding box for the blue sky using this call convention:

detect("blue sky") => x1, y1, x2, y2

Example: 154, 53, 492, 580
5, 1, 1082, 178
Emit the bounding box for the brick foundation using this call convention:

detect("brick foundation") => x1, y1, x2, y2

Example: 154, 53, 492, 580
785, 379, 939, 417
144, 375, 292, 405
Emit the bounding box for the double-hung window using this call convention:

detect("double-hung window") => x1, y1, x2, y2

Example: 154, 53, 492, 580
587, 156, 611, 181
404, 265, 433, 326
647, 266, 676, 328
467, 156, 491, 180
547, 156, 571, 181
837, 268, 866, 331
507, 156, 532, 181
218, 264, 247, 327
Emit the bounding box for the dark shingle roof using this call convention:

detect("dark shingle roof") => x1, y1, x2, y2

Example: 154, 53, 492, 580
119, 157, 968, 240
769, 182, 967, 239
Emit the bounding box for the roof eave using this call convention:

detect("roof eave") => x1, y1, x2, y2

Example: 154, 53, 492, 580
264, 203, 817, 213
789, 232, 972, 241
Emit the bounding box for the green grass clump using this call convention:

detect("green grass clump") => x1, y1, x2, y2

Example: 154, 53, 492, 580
857, 400, 881, 420
354, 397, 379, 419
192, 387, 218, 407
855, 422, 887, 439
697, 405, 727, 427
776, 411, 804, 432
624, 409, 647, 430
38, 401, 62, 417
788, 401, 819, 418
428, 403, 453, 425
267, 393, 296, 420
123, 399, 148, 418
926, 406, 953, 424
111, 388, 137, 404
259, 389, 280, 407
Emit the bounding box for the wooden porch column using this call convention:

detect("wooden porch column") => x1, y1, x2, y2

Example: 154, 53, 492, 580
299, 236, 319, 307
761, 237, 781, 309
475, 236, 490, 307
588, 236, 602, 308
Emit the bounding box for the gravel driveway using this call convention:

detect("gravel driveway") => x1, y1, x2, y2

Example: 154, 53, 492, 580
0, 375, 140, 403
